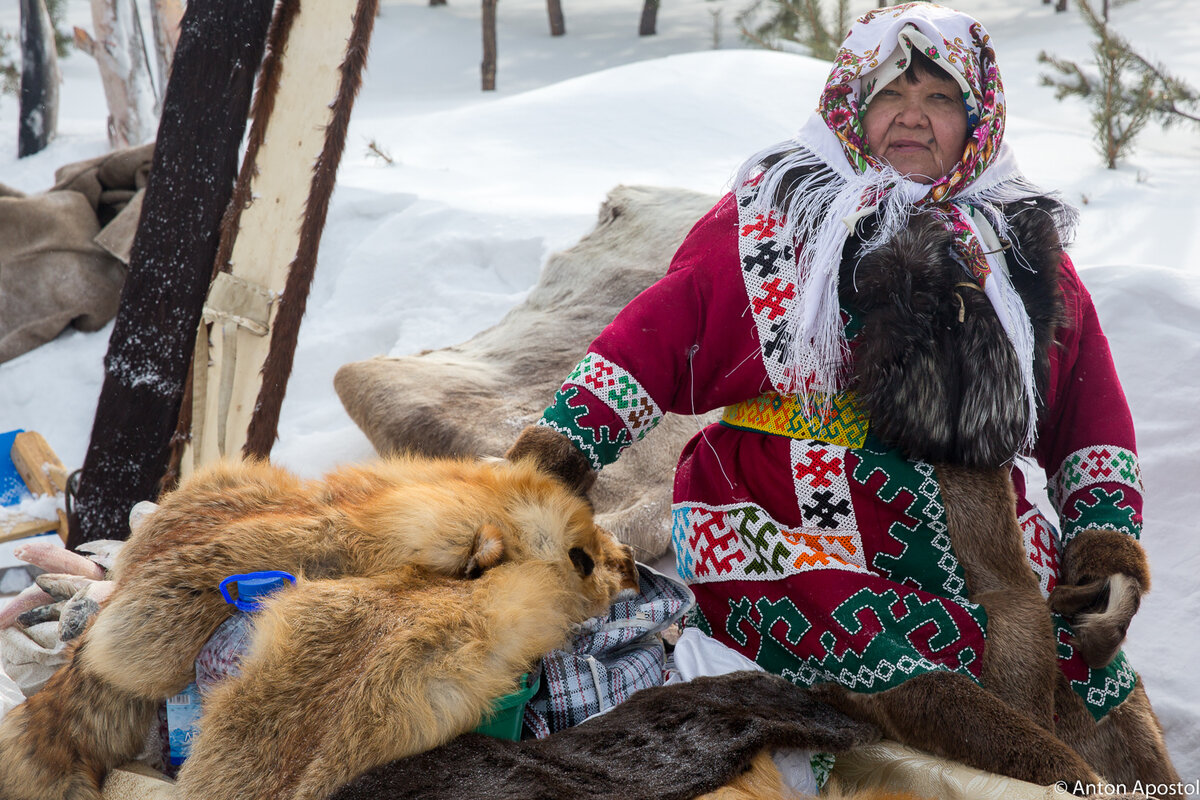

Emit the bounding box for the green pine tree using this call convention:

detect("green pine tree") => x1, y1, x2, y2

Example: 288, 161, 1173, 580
1039, 0, 1199, 168
736, 0, 852, 61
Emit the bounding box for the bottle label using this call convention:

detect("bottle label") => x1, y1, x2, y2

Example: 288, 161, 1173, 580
166, 682, 204, 766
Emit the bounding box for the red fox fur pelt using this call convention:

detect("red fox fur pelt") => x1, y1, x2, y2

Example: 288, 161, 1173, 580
0, 455, 638, 800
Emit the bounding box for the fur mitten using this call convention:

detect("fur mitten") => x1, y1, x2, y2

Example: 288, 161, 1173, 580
505, 425, 596, 498
1050, 530, 1150, 669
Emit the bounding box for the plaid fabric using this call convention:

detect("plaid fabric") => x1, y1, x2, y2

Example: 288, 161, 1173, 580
523, 563, 694, 738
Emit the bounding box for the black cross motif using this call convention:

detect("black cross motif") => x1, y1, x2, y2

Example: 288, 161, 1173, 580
802, 490, 852, 529
741, 240, 782, 278
762, 318, 794, 362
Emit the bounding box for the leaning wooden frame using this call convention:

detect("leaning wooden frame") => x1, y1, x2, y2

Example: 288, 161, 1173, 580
68, 0, 380, 547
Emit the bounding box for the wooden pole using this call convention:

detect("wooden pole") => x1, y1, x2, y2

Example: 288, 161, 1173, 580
85, 0, 158, 147
547, 0, 565, 36
68, 0, 276, 548
148, 0, 184, 90
638, 0, 659, 36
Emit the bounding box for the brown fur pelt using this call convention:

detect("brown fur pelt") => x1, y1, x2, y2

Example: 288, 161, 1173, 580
811, 466, 1179, 788
326, 671, 879, 800
333, 185, 723, 560
0, 455, 637, 800
820, 194, 1179, 786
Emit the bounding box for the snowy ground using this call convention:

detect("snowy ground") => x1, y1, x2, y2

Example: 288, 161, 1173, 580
0, 0, 1197, 784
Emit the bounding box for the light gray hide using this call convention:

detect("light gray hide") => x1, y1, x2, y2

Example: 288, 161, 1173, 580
334, 185, 722, 559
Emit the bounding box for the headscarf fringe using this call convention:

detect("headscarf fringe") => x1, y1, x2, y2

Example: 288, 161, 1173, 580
731, 135, 1071, 441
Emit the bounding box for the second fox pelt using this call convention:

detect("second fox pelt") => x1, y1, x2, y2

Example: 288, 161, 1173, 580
0, 455, 638, 800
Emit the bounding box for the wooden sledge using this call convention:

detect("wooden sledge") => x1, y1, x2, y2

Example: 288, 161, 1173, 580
0, 431, 69, 545
181, 0, 378, 475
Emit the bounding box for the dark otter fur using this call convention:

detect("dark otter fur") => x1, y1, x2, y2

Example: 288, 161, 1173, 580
327, 671, 878, 800
841, 199, 1066, 468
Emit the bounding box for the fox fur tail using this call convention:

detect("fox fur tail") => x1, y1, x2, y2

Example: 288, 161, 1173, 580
0, 638, 159, 800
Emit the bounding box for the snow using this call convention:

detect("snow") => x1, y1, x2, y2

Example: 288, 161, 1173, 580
1, 0, 1198, 783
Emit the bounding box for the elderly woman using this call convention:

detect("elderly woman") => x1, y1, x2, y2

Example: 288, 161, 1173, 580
510, 2, 1179, 789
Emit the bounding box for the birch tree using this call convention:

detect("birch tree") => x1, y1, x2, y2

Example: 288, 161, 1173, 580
74, 0, 158, 148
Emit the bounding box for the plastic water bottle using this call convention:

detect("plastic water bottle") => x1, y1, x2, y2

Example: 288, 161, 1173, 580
165, 570, 296, 769
195, 571, 297, 695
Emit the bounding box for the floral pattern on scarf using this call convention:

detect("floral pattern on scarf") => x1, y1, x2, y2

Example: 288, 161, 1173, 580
816, 4, 1006, 281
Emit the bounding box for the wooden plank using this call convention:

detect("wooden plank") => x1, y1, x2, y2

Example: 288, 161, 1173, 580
12, 431, 68, 494
10, 431, 70, 542
0, 516, 58, 544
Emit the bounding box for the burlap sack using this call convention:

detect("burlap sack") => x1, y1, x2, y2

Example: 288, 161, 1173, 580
0, 144, 154, 364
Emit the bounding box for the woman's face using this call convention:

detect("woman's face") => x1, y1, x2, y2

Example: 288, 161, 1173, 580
863, 70, 969, 184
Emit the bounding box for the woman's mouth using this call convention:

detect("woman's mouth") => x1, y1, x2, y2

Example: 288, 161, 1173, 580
889, 139, 929, 152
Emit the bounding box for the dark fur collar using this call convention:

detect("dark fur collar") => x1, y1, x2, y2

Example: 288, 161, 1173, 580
841, 198, 1067, 468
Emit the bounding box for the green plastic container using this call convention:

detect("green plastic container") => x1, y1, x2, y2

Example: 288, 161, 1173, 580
473, 672, 540, 741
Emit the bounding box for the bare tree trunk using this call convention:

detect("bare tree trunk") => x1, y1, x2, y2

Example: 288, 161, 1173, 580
1055, 0, 1068, 11
18, 0, 59, 157
67, 0, 276, 549
639, 0, 658, 36
481, 0, 497, 91
148, 0, 184, 90
429, 0, 446, 5
84, 0, 158, 148
547, 0, 564, 36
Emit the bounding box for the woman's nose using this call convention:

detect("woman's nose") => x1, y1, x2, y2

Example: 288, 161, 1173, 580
894, 99, 928, 127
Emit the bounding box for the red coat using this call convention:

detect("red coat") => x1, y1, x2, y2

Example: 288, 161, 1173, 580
539, 193, 1142, 719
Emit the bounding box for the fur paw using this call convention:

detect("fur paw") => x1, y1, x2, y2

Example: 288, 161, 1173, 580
464, 524, 505, 578
1051, 574, 1141, 669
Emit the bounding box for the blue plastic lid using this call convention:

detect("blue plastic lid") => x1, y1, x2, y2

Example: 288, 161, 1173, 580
218, 571, 296, 612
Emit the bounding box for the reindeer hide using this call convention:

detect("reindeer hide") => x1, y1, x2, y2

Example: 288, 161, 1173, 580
334, 185, 722, 559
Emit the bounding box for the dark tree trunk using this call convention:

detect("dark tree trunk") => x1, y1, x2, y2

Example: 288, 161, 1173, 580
547, 0, 564, 36
1055, 0, 1068, 11
481, 0, 497, 90
18, 0, 58, 157
638, 0, 658, 36
67, 0, 276, 549
429, 0, 446, 6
